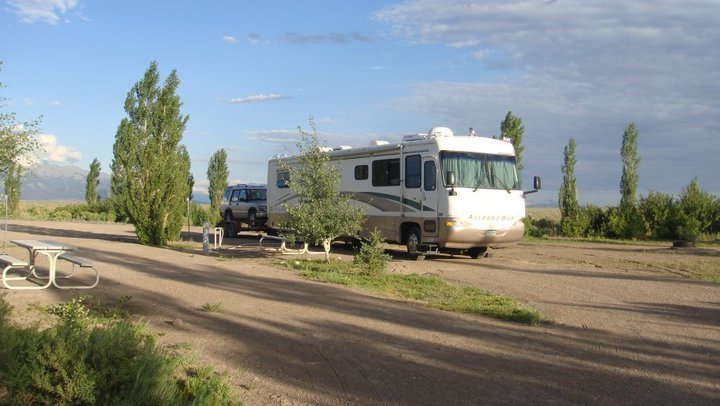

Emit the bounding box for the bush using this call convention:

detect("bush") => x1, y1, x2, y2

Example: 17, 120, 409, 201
523, 216, 542, 238
190, 203, 211, 226
584, 205, 609, 237
354, 229, 392, 276
560, 209, 589, 238
0, 294, 236, 405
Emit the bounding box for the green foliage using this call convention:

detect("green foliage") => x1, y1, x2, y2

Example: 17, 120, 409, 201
24, 202, 117, 222
500, 111, 525, 181
0, 294, 235, 405
288, 260, 542, 324
110, 61, 192, 246
280, 117, 365, 261
584, 204, 609, 237
0, 62, 41, 179
207, 149, 229, 225
639, 191, 678, 239
619, 122, 640, 211
85, 158, 101, 205
559, 138, 586, 237
353, 229, 392, 276
190, 203, 211, 226
678, 178, 717, 236
3, 163, 22, 215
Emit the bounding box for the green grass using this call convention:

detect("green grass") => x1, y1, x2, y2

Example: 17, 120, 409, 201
286, 260, 543, 325
201, 302, 225, 313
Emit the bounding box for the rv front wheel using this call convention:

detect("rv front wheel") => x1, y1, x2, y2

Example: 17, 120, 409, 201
406, 228, 425, 261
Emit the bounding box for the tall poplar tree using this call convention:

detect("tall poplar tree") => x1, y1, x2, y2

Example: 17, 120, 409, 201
559, 138, 586, 236
85, 158, 101, 205
500, 111, 525, 182
111, 62, 191, 246
611, 122, 644, 238
619, 122, 640, 211
207, 148, 229, 223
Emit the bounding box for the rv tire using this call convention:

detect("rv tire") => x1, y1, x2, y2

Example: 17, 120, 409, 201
406, 227, 425, 261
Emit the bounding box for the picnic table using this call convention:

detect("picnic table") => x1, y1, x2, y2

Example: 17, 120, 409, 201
1, 239, 98, 290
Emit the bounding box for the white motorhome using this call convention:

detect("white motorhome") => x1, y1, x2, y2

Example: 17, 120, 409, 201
267, 126, 540, 259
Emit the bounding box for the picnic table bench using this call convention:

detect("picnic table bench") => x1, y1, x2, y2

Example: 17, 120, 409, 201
1, 240, 99, 290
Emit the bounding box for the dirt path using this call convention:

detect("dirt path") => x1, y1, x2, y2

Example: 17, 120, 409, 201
2, 220, 719, 405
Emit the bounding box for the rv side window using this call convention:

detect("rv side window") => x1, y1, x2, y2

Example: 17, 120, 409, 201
405, 155, 421, 188
277, 171, 290, 188
354, 165, 368, 180
424, 161, 436, 191
372, 159, 401, 186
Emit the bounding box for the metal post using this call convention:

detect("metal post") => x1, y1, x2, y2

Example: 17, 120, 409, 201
202, 222, 209, 255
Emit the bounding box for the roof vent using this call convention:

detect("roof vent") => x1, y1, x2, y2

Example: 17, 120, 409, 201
403, 133, 426, 142
370, 140, 389, 146
428, 127, 454, 138
333, 145, 352, 150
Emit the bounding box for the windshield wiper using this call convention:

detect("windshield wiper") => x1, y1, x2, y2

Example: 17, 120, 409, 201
491, 171, 512, 193
473, 172, 489, 192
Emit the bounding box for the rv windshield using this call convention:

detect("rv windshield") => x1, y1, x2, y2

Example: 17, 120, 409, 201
440, 151, 520, 190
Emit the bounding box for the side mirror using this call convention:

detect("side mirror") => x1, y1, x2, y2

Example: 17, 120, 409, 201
446, 171, 456, 186
446, 171, 457, 196
523, 176, 541, 196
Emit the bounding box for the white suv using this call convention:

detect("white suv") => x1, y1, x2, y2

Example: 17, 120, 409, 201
219, 184, 268, 227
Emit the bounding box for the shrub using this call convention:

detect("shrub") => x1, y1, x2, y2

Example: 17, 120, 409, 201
523, 216, 542, 238
0, 294, 236, 405
584, 204, 609, 237
354, 229, 392, 276
560, 209, 589, 238
190, 203, 211, 226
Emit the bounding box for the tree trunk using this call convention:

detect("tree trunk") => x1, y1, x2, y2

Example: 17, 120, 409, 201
323, 239, 331, 262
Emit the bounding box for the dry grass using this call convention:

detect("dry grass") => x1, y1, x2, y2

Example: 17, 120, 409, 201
526, 206, 560, 222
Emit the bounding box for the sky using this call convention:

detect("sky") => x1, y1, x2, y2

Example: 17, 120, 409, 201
1, 0, 718, 206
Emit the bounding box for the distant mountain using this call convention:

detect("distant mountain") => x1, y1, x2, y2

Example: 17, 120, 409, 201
18, 163, 210, 203
19, 163, 110, 201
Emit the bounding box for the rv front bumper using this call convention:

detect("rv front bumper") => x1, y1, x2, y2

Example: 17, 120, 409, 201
438, 218, 525, 249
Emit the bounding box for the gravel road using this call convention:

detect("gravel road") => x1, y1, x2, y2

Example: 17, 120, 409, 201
2, 220, 718, 405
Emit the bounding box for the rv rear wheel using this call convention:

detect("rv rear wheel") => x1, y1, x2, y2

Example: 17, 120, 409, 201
468, 247, 488, 259
406, 228, 425, 261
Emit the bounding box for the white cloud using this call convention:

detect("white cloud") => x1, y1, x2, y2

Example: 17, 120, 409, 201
49, 100, 62, 107
229, 94, 291, 104
36, 134, 81, 163
8, 0, 80, 24
22, 97, 34, 106
222, 35, 237, 43
374, 0, 720, 201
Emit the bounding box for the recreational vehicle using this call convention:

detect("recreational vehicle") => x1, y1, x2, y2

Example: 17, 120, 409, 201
267, 127, 540, 259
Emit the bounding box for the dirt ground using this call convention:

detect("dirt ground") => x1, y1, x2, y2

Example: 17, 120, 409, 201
2, 220, 719, 405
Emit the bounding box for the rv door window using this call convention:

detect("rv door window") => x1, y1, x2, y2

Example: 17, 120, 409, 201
372, 158, 401, 186
277, 170, 290, 188
424, 161, 436, 191
405, 155, 421, 188
354, 165, 369, 180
